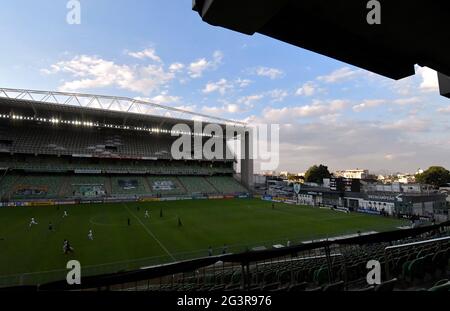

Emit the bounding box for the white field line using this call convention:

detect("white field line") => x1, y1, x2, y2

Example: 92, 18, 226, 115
123, 204, 176, 261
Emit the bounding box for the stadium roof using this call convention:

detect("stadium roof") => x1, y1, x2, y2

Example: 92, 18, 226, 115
0, 88, 246, 129
193, 0, 450, 98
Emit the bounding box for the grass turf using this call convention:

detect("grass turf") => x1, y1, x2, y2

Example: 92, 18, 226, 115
0, 199, 407, 286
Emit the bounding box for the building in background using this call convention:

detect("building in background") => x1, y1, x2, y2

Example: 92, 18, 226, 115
397, 174, 416, 184
335, 169, 369, 179
293, 177, 448, 221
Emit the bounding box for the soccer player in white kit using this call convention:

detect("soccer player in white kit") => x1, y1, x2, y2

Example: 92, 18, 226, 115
145, 210, 150, 218
29, 218, 38, 227
88, 229, 94, 241
63, 210, 68, 218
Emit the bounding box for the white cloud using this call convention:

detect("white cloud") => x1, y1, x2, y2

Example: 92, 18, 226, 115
384, 152, 417, 161
150, 91, 181, 105
202, 79, 233, 95
245, 115, 449, 173
392, 97, 421, 105
267, 89, 289, 102
352, 97, 421, 112
128, 48, 162, 63
416, 66, 439, 92
254, 66, 284, 79
202, 77, 253, 96
379, 116, 430, 132
188, 50, 223, 78
262, 100, 348, 122
202, 103, 242, 115
237, 94, 264, 107
437, 106, 450, 114
169, 62, 184, 72
318, 67, 363, 83
353, 99, 386, 112
296, 82, 316, 96
235, 78, 252, 88
43, 55, 175, 95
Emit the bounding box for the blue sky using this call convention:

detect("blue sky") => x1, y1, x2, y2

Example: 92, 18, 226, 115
1, 0, 449, 173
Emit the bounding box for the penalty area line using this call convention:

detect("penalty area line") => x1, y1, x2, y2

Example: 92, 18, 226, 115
123, 204, 176, 262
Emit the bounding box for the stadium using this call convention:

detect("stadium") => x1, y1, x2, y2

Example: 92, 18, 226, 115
0, 87, 449, 292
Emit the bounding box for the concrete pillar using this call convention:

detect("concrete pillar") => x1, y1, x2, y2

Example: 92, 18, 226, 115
438, 72, 450, 98
240, 128, 254, 190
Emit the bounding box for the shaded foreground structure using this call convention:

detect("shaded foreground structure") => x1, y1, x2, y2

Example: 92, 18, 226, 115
193, 0, 450, 98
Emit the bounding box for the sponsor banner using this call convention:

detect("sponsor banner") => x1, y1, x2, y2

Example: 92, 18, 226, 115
141, 157, 158, 161
30, 201, 54, 207
192, 195, 208, 200
105, 197, 138, 202
236, 194, 250, 199
74, 170, 102, 174
262, 195, 273, 201
140, 198, 161, 202
175, 196, 194, 201
6, 201, 31, 207
81, 200, 104, 204
357, 208, 381, 215
223, 195, 235, 199
72, 154, 93, 158
54, 201, 76, 205
73, 184, 106, 197
334, 207, 350, 213
208, 195, 225, 200
284, 199, 297, 205
272, 197, 290, 203
118, 179, 139, 190
152, 180, 177, 191
159, 197, 180, 202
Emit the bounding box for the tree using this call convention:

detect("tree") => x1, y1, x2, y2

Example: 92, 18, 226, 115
415, 166, 450, 187
304, 165, 331, 184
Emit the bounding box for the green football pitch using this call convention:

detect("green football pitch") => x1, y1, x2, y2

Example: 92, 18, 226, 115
0, 199, 407, 286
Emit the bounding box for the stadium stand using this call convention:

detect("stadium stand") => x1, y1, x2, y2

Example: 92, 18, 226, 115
3, 174, 63, 199
69, 175, 108, 198
178, 176, 217, 194
0, 172, 249, 200
0, 124, 175, 159
0, 91, 250, 203
147, 176, 186, 196
110, 176, 150, 196
0, 173, 19, 199
206, 176, 248, 194
0, 156, 234, 175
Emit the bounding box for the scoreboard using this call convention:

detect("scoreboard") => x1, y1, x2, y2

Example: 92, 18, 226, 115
330, 177, 361, 192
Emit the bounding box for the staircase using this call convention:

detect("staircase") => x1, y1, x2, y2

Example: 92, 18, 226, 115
175, 177, 189, 194
204, 177, 221, 194
104, 177, 112, 196
58, 176, 72, 197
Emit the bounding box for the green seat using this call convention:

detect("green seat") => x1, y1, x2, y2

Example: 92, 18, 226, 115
374, 278, 397, 292
408, 257, 426, 280
432, 250, 447, 270
433, 279, 448, 287
313, 266, 329, 285
323, 281, 345, 292
428, 282, 450, 292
